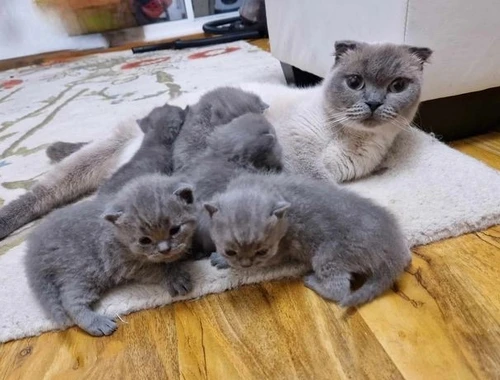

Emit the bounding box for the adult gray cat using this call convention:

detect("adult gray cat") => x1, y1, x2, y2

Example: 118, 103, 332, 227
0, 103, 184, 240
177, 112, 282, 254
173, 86, 269, 170
205, 173, 411, 307
255, 40, 433, 182
25, 174, 197, 336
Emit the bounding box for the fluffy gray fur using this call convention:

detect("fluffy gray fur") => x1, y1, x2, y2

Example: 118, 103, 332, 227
173, 87, 268, 170
98, 104, 185, 195
178, 112, 283, 255
205, 173, 411, 307
25, 174, 197, 336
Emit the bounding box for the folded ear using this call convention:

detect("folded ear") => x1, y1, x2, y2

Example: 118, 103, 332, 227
407, 46, 433, 65
259, 100, 270, 112
271, 201, 290, 219
102, 208, 124, 224
334, 40, 359, 63
136, 117, 150, 133
260, 133, 276, 148
204, 202, 219, 218
174, 183, 194, 205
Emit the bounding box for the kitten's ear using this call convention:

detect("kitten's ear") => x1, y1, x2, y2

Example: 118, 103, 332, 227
259, 100, 270, 112
260, 133, 276, 148
334, 40, 359, 63
204, 202, 219, 218
137, 117, 150, 133
174, 184, 194, 205
271, 201, 291, 219
103, 210, 123, 224
408, 46, 433, 65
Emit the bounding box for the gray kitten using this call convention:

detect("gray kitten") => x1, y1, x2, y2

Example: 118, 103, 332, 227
173, 87, 269, 170
205, 173, 411, 307
97, 104, 185, 195
177, 112, 283, 255
25, 174, 197, 336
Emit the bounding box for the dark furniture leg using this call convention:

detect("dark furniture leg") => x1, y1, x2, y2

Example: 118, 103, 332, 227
280, 62, 322, 88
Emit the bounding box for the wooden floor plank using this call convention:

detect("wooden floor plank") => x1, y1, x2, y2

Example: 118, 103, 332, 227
175, 281, 402, 380
357, 227, 500, 380
0, 307, 179, 380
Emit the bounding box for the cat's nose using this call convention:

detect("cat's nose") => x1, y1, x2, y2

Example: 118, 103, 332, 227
365, 101, 382, 112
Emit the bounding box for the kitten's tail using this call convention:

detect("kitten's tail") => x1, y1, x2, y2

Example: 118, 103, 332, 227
46, 141, 89, 163
340, 262, 405, 307
0, 120, 141, 240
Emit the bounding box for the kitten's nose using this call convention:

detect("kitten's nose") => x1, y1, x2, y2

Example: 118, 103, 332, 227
240, 259, 252, 268
158, 241, 170, 254
365, 101, 382, 112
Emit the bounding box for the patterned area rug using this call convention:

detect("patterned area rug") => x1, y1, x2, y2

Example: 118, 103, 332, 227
1, 41, 499, 343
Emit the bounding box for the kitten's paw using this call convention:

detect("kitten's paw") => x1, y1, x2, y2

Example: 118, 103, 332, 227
82, 315, 117, 336
372, 166, 389, 176
210, 252, 230, 269
166, 269, 193, 297
303, 274, 322, 291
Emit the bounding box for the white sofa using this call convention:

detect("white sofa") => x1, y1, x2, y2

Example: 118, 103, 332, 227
264, 0, 500, 139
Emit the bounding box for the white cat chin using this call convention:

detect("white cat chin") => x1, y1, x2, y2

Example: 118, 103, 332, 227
345, 119, 395, 133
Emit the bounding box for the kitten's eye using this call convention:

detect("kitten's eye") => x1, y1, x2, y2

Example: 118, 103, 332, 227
169, 225, 181, 235
388, 78, 409, 93
255, 249, 268, 257
225, 250, 237, 257
139, 237, 153, 245
346, 75, 364, 90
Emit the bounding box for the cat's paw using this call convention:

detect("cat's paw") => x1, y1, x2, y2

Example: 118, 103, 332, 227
82, 315, 117, 336
166, 269, 193, 297
210, 252, 230, 269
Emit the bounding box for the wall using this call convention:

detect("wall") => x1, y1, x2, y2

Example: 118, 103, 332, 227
0, 0, 107, 61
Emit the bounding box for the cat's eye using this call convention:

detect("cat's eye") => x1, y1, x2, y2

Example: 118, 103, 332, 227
139, 237, 153, 245
169, 225, 181, 235
255, 249, 268, 256
388, 78, 409, 93
225, 250, 237, 256
346, 75, 364, 90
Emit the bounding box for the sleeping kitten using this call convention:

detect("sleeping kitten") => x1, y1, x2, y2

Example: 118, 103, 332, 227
25, 174, 196, 336
173, 86, 268, 170
205, 173, 411, 307
97, 104, 185, 195
177, 112, 282, 254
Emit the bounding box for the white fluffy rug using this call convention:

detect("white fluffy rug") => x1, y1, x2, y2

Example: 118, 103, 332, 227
0, 42, 499, 343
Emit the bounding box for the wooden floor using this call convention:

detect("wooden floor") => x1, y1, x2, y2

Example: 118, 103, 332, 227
1, 41, 500, 380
